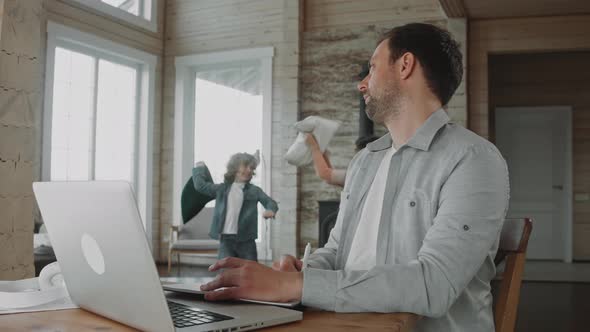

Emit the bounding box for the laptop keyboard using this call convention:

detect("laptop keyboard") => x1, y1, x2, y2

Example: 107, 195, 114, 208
167, 300, 233, 328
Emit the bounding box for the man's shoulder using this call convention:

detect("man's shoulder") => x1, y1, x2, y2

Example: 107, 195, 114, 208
437, 123, 501, 156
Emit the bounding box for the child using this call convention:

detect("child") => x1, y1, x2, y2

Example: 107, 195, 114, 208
192, 152, 277, 261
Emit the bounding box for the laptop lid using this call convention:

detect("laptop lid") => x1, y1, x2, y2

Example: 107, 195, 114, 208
33, 181, 302, 332
34, 181, 175, 332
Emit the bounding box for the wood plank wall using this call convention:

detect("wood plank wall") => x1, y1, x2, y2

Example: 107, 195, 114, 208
298, 0, 466, 254
0, 0, 165, 279
489, 52, 590, 260
469, 15, 590, 259
160, 0, 301, 261
0, 0, 41, 280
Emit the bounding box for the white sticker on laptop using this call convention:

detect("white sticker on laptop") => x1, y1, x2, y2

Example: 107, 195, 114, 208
81, 233, 106, 275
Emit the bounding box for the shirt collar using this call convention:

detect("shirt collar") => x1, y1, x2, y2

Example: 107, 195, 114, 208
367, 108, 450, 152
233, 182, 246, 189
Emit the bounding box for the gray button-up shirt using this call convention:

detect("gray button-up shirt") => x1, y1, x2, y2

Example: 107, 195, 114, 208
301, 109, 510, 332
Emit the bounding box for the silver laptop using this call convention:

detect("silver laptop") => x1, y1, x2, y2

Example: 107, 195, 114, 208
33, 181, 302, 332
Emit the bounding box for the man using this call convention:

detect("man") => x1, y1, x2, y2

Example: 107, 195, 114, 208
200, 23, 509, 332
192, 152, 278, 261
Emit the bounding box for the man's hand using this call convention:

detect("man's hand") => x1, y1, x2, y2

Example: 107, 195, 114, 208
262, 210, 275, 219
271, 255, 303, 272
200, 257, 303, 303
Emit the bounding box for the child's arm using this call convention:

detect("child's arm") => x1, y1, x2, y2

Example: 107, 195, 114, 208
192, 162, 221, 197
258, 188, 278, 219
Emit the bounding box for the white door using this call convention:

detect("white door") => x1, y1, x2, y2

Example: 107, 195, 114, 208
495, 106, 572, 261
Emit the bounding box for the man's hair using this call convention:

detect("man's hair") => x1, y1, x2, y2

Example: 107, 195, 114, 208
380, 23, 463, 106
224, 152, 257, 183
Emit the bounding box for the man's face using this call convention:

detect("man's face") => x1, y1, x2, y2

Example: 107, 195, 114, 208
357, 39, 402, 123
236, 163, 255, 182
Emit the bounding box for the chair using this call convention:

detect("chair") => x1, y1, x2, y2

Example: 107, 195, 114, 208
493, 217, 533, 332
168, 207, 219, 272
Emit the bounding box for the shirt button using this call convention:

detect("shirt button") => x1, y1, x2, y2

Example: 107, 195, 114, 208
409, 201, 416, 207
463, 225, 470, 231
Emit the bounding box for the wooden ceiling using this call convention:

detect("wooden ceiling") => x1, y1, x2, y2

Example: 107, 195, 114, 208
439, 0, 590, 19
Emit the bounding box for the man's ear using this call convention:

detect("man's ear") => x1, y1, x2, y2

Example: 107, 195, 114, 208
399, 52, 416, 80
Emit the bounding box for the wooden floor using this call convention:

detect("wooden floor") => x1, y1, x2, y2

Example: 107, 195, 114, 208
160, 263, 590, 332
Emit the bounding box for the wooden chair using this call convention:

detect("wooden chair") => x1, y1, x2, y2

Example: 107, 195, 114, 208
168, 208, 219, 272
493, 217, 533, 332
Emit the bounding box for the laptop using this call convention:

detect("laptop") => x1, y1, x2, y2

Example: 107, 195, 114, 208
33, 181, 302, 332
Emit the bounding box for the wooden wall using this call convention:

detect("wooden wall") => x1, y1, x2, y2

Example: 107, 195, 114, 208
469, 15, 590, 259
0, 0, 165, 279
0, 0, 41, 280
160, 0, 301, 261
489, 52, 590, 260
298, 0, 466, 254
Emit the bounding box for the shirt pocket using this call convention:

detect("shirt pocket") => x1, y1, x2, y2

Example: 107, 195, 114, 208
393, 189, 432, 260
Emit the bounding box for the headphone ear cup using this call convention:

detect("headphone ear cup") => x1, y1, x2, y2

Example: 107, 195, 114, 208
38, 261, 64, 289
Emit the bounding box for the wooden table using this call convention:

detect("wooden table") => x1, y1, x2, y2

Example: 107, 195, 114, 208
0, 308, 418, 331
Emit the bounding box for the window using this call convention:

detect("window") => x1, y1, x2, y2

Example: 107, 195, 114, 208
43, 22, 156, 242
193, 61, 265, 192
174, 48, 274, 259
71, 0, 157, 32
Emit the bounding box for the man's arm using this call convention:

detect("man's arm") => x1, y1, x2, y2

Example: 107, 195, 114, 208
302, 145, 509, 316
192, 162, 221, 197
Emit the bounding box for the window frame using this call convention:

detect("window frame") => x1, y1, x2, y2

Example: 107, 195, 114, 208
43, 22, 157, 247
173, 47, 274, 259
70, 0, 158, 33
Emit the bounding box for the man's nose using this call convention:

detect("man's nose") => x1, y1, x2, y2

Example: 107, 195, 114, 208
357, 75, 368, 93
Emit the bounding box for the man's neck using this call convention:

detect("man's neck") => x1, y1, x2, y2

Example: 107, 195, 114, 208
384, 99, 441, 148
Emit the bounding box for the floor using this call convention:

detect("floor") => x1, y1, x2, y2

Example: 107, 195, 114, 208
522, 260, 590, 282
159, 263, 590, 332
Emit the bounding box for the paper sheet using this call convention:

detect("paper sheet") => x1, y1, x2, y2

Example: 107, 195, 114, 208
0, 262, 78, 314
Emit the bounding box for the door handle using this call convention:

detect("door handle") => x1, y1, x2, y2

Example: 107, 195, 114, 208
552, 185, 564, 190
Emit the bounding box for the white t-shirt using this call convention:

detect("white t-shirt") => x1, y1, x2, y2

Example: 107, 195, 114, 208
344, 146, 396, 271
222, 182, 245, 234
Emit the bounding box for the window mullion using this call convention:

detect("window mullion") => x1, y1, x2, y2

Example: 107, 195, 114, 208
138, 0, 145, 19
90, 57, 100, 180
133, 64, 142, 191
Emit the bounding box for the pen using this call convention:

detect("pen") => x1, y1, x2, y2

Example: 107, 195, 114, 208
301, 242, 311, 271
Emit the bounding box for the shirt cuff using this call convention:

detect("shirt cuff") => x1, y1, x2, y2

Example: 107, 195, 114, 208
301, 268, 338, 311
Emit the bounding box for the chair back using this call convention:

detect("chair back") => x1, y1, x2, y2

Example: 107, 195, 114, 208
178, 208, 214, 240
494, 217, 533, 332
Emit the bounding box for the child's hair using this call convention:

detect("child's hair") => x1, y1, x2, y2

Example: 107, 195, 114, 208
224, 152, 258, 183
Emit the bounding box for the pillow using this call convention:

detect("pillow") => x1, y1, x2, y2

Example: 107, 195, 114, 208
284, 116, 340, 167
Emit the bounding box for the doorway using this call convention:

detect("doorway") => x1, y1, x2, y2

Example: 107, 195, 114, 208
495, 106, 573, 262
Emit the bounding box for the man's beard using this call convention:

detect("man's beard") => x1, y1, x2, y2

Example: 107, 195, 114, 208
364, 81, 401, 123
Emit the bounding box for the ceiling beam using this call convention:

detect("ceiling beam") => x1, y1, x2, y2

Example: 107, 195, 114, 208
438, 0, 467, 18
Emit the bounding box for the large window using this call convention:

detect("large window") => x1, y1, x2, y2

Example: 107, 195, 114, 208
50, 48, 138, 184
174, 48, 273, 259
72, 0, 157, 32
43, 22, 156, 241
193, 62, 265, 190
